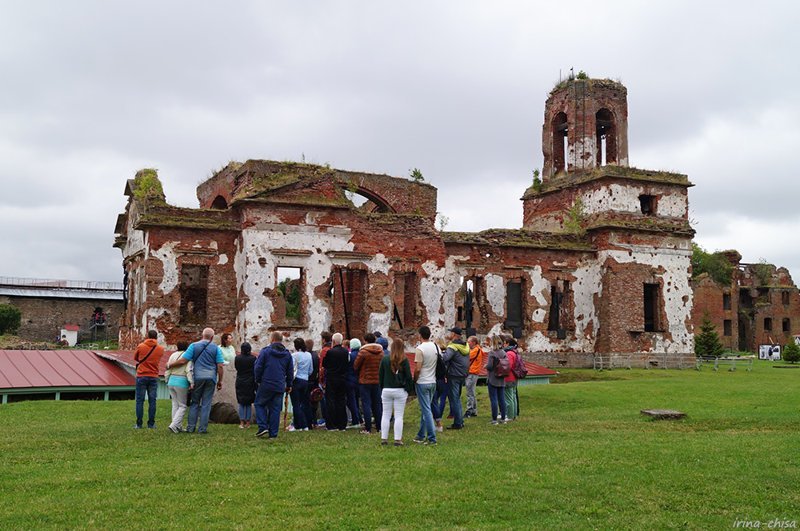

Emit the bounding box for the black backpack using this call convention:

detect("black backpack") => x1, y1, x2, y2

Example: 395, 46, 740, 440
434, 344, 447, 380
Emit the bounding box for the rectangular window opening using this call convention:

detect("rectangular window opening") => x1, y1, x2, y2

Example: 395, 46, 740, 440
723, 293, 731, 311
782, 291, 790, 305
392, 272, 418, 331
639, 195, 657, 216
179, 264, 208, 324
782, 318, 790, 333
276, 266, 303, 326
505, 280, 523, 338
724, 320, 732, 337
764, 317, 772, 332
332, 267, 368, 340
643, 283, 660, 332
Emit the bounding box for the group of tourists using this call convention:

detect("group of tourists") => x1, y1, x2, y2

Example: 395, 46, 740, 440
133, 324, 524, 446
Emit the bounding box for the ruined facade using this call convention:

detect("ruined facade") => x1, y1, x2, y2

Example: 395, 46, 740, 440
692, 251, 800, 352
114, 78, 696, 367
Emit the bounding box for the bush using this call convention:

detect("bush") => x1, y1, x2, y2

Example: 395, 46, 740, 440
783, 341, 800, 363
694, 314, 724, 358
0, 304, 21, 335
691, 244, 733, 285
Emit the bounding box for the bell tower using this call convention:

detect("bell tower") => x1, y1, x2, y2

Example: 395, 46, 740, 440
542, 78, 629, 180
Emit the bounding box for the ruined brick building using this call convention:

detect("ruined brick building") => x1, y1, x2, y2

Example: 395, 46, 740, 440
115, 78, 698, 367
692, 251, 800, 353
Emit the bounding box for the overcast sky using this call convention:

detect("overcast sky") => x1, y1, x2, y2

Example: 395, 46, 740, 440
1, 1, 798, 283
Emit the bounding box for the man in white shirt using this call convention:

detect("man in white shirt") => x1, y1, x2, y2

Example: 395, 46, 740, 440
412, 325, 439, 445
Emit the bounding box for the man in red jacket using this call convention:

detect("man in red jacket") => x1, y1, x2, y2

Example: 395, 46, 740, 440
134, 330, 166, 429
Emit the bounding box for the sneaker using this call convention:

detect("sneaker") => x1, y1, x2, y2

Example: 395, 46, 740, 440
424, 440, 438, 446
133, 425, 142, 430
412, 437, 425, 444
303, 428, 309, 431
316, 419, 326, 427
147, 425, 156, 429
491, 420, 499, 426
381, 440, 388, 446
286, 425, 296, 432
394, 441, 404, 447
445, 424, 463, 430
436, 425, 444, 433
360, 430, 371, 435
169, 425, 180, 434
256, 429, 269, 438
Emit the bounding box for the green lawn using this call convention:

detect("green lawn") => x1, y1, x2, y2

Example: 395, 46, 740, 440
1, 362, 798, 529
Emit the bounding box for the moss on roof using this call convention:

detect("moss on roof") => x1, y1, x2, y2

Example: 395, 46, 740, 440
135, 206, 238, 231
442, 229, 594, 252
523, 166, 690, 199
131, 168, 167, 206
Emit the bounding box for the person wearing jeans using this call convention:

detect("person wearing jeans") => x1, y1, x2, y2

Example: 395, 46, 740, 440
133, 329, 165, 429
485, 337, 508, 424
135, 377, 159, 429
442, 327, 470, 430
378, 338, 413, 446
465, 335, 484, 418
168, 328, 225, 434
413, 326, 439, 444
254, 331, 294, 438
186, 378, 216, 432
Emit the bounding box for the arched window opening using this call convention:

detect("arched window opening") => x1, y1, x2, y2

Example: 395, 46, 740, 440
344, 187, 394, 213
552, 112, 568, 174
595, 108, 617, 166
210, 195, 228, 210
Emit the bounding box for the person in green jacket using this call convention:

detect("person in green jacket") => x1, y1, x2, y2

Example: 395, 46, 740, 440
379, 338, 413, 446
442, 327, 470, 430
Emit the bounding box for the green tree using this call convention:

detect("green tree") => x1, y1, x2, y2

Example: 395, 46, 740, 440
0, 304, 21, 335
691, 244, 733, 285
531, 168, 542, 192
694, 314, 725, 358
409, 168, 424, 182
783, 341, 800, 364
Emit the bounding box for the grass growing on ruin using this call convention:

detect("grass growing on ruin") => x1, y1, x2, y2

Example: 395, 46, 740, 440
1, 362, 798, 529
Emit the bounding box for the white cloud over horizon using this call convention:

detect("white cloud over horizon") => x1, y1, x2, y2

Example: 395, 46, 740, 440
1, 1, 799, 282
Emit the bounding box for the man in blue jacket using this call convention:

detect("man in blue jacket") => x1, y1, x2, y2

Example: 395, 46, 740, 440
254, 331, 294, 439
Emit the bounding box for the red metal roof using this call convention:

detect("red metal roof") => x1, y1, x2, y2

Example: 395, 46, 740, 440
63, 324, 80, 331
0, 350, 135, 390
403, 352, 557, 377
96, 350, 170, 377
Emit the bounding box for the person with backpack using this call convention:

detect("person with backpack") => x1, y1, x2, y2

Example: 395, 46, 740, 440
254, 331, 294, 438
167, 327, 225, 434
485, 336, 508, 424
133, 329, 166, 429
502, 334, 520, 421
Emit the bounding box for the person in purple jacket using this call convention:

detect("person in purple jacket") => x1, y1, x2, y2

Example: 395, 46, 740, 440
254, 331, 294, 439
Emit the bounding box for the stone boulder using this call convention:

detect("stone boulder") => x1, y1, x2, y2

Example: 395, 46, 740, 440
210, 402, 240, 424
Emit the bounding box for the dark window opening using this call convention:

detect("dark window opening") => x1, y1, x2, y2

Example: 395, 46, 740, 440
552, 112, 568, 174
783, 318, 790, 333
276, 267, 303, 326
595, 108, 617, 166
723, 293, 731, 311
739, 288, 753, 308
639, 195, 657, 216
210, 195, 228, 209
782, 291, 790, 305
764, 317, 772, 332
724, 320, 732, 336
392, 272, 418, 330
505, 281, 523, 338
757, 287, 770, 303
643, 283, 660, 332
180, 264, 208, 324
548, 280, 571, 339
